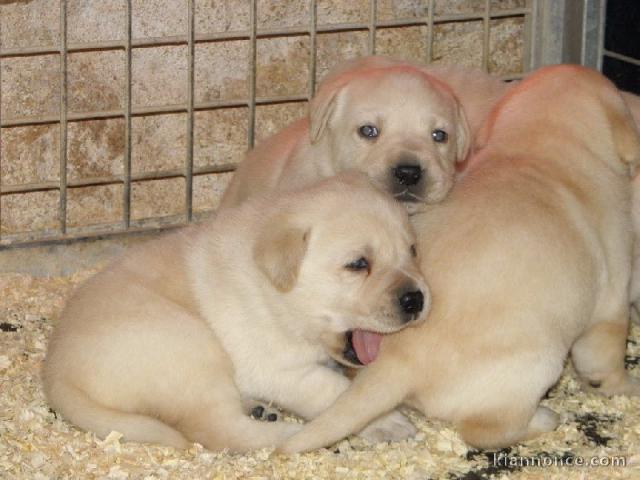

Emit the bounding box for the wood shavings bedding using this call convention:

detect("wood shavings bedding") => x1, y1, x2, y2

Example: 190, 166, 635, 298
1, 271, 639, 479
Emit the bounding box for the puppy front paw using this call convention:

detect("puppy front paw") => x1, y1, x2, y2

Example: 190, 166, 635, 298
244, 400, 281, 422
357, 410, 416, 443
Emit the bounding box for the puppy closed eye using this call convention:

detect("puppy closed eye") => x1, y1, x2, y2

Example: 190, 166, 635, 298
410, 244, 417, 258
345, 257, 370, 273
431, 129, 448, 143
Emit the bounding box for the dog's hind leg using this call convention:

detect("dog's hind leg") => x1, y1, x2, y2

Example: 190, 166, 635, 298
457, 405, 559, 449
571, 316, 640, 396
46, 381, 190, 449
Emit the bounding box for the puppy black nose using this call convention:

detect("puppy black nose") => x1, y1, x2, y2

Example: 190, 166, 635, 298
398, 290, 424, 317
394, 165, 422, 186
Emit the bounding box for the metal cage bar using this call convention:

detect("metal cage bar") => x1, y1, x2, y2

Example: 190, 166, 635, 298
247, 0, 258, 150
123, 0, 133, 228
185, 0, 196, 222
368, 0, 377, 55
58, 0, 69, 234
0, 1, 537, 249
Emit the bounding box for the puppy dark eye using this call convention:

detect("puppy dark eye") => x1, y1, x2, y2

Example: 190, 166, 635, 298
432, 129, 448, 143
358, 125, 379, 139
410, 245, 417, 258
345, 257, 369, 272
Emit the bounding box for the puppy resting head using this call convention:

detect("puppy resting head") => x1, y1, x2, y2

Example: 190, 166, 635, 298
253, 172, 430, 367
310, 58, 470, 208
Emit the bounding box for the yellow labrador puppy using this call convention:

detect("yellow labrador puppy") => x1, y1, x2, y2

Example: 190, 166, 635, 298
43, 173, 429, 452
220, 56, 472, 211
280, 65, 640, 453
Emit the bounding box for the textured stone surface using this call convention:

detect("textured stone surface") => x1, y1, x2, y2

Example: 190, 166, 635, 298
67, 0, 126, 44
316, 31, 370, 81
0, 0, 59, 49
491, 0, 527, 10
434, 0, 484, 15
194, 108, 249, 168
195, 41, 249, 102
67, 119, 124, 181
195, 0, 250, 34
317, 0, 369, 24
131, 114, 186, 174
132, 0, 187, 38
254, 102, 307, 144
378, 0, 428, 20
66, 185, 123, 228
1, 54, 60, 119
257, 0, 309, 29
0, 0, 528, 241
1, 125, 59, 187
256, 36, 311, 98
1, 191, 59, 235
376, 26, 428, 64
432, 20, 484, 67
131, 178, 185, 221
68, 50, 125, 113
132, 46, 188, 107
489, 17, 524, 74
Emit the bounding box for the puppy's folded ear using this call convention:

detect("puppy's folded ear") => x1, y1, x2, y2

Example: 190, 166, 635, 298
604, 91, 640, 175
455, 102, 471, 163
253, 214, 309, 292
309, 80, 345, 144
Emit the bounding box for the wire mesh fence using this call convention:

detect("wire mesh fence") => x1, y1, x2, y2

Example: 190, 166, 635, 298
0, 0, 535, 249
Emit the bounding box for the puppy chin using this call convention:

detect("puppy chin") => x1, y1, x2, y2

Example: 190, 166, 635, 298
403, 202, 422, 215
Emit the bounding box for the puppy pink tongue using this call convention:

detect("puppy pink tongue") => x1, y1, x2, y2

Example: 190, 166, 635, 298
352, 330, 383, 365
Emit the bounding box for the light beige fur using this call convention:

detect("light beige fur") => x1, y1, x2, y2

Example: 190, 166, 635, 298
42, 173, 429, 452
624, 92, 640, 323
279, 65, 640, 453
220, 56, 473, 211
221, 55, 640, 323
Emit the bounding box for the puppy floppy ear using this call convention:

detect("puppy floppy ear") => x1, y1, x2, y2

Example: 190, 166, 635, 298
604, 91, 640, 176
455, 102, 471, 162
309, 81, 345, 144
253, 214, 309, 292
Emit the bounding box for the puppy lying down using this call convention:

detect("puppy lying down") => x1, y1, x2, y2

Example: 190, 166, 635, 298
220, 56, 471, 211
42, 173, 429, 452
280, 65, 640, 453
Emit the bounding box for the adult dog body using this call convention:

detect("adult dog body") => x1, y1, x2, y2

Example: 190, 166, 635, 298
280, 65, 640, 453
43, 173, 428, 452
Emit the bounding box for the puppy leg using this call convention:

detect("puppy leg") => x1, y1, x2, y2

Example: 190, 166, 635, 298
571, 319, 640, 396
457, 405, 559, 449
271, 365, 414, 445
278, 359, 412, 454
357, 409, 417, 443
179, 399, 302, 452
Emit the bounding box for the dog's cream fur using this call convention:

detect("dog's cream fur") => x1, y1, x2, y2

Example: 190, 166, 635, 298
221, 56, 640, 324
279, 65, 640, 453
220, 57, 473, 210
42, 173, 429, 452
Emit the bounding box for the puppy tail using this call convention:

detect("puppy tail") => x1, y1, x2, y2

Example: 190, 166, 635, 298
278, 358, 412, 454
47, 382, 189, 449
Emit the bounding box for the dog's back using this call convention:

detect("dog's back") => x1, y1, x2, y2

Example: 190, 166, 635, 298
278, 65, 640, 454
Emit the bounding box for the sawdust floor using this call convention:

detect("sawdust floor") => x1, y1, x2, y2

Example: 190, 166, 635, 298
1, 270, 640, 479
